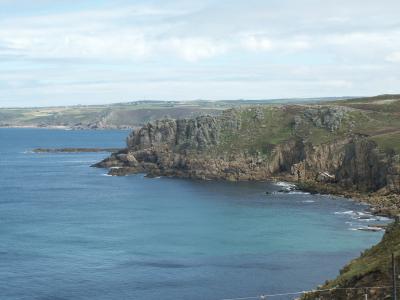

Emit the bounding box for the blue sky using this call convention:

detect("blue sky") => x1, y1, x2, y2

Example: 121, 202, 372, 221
1, 0, 400, 107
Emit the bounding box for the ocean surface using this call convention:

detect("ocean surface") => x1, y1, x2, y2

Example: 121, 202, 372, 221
0, 129, 388, 300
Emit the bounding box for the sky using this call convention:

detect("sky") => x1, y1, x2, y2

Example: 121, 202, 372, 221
0, 0, 400, 107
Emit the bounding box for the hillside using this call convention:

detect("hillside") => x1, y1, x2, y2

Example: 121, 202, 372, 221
302, 220, 400, 299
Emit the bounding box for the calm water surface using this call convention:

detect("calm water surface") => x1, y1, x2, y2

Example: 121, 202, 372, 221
0, 129, 385, 300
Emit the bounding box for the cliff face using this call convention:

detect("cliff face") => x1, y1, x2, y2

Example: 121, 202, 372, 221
95, 105, 400, 196
293, 138, 400, 194
125, 113, 240, 151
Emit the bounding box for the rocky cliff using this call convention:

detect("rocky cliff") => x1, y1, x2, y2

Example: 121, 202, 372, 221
95, 104, 400, 197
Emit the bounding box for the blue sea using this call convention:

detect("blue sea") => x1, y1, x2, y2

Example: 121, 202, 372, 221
0, 129, 387, 300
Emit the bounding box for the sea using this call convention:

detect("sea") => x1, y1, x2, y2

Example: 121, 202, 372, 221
0, 128, 389, 300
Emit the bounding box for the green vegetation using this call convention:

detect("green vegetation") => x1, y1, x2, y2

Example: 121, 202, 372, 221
213, 94, 400, 156
331, 222, 400, 287
371, 132, 400, 154
328, 95, 400, 154
302, 221, 400, 299
217, 106, 294, 156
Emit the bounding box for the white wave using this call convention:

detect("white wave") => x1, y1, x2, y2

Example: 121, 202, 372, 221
334, 210, 354, 215
352, 226, 384, 232
356, 211, 369, 216
289, 191, 311, 195
101, 173, 112, 177
335, 210, 380, 223
302, 200, 315, 203
275, 181, 296, 188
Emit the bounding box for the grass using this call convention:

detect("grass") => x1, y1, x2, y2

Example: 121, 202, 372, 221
325, 221, 400, 288
370, 131, 400, 154
217, 106, 295, 156
214, 98, 400, 155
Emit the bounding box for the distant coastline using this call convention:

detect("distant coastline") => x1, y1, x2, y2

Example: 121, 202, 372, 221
0, 125, 133, 130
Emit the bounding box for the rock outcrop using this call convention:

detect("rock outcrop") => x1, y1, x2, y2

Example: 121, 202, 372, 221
303, 106, 348, 132
291, 138, 400, 193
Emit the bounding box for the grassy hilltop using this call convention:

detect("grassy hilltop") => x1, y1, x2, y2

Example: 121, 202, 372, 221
215, 94, 400, 156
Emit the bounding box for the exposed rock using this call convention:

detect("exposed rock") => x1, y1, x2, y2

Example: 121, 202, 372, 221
303, 106, 348, 132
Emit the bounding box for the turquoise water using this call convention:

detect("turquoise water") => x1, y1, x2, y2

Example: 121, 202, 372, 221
0, 129, 385, 300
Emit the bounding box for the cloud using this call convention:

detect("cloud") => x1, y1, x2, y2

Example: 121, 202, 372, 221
386, 51, 400, 63
0, 2, 398, 63
165, 37, 228, 61
0, 4, 230, 62
1, 0, 400, 106
242, 35, 273, 51
240, 34, 311, 53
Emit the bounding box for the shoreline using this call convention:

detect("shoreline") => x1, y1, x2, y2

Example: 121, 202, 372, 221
101, 164, 398, 220
292, 180, 400, 218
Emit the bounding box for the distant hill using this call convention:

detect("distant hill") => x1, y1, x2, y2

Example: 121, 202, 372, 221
0, 96, 353, 129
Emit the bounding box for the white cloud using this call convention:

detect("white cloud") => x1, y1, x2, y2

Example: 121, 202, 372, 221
242, 35, 273, 51
0, 4, 230, 62
240, 33, 311, 53
165, 37, 228, 61
386, 51, 400, 63
1, 0, 400, 106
